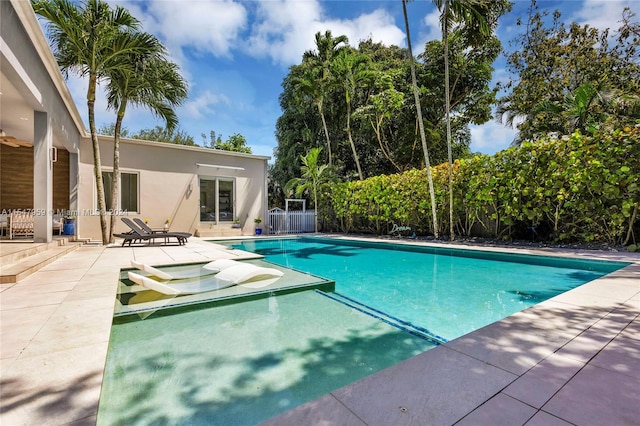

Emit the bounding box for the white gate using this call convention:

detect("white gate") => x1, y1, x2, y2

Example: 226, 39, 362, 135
268, 199, 315, 234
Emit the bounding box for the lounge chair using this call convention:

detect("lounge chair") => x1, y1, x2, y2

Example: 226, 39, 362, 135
133, 218, 194, 245
133, 217, 188, 238
114, 218, 191, 246
130, 259, 221, 280
125, 217, 192, 240
127, 260, 284, 295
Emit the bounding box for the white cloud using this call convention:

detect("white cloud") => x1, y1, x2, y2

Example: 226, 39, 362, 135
572, 0, 636, 32
469, 121, 518, 154
245, 0, 405, 66
181, 90, 230, 120
244, 0, 323, 65
323, 9, 406, 50
117, 0, 247, 59
415, 8, 441, 54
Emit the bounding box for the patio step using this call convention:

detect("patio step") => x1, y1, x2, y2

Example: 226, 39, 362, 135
0, 239, 83, 284
195, 226, 243, 238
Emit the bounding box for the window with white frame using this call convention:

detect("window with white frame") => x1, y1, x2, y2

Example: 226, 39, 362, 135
100, 171, 139, 213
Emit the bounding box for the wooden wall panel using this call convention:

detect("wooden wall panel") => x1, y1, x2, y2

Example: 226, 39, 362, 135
53, 149, 70, 210
0, 144, 33, 210
0, 145, 70, 211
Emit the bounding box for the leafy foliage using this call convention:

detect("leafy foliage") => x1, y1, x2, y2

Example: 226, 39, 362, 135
273, 19, 507, 192
131, 126, 197, 145
497, 3, 640, 143
33, 0, 162, 244
98, 123, 129, 137
201, 131, 252, 153
284, 148, 333, 232
324, 126, 639, 246
103, 38, 188, 243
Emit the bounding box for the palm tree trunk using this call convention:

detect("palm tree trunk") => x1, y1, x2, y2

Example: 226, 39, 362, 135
313, 190, 319, 233
108, 107, 125, 244
318, 103, 333, 166
346, 101, 363, 180
444, 12, 455, 241
88, 74, 109, 244
402, 0, 439, 239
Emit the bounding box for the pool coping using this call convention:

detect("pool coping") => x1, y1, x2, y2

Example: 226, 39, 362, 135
1, 235, 638, 425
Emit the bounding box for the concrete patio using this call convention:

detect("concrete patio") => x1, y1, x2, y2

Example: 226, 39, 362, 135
0, 237, 638, 425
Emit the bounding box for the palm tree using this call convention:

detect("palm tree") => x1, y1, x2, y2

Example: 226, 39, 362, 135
434, 0, 491, 241
105, 47, 188, 243
33, 0, 159, 244
293, 66, 334, 166
533, 83, 618, 135
284, 148, 330, 233
300, 31, 349, 167
332, 50, 374, 180
402, 0, 439, 238
304, 30, 349, 80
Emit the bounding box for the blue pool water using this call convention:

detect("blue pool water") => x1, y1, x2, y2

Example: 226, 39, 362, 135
99, 291, 435, 425
98, 237, 628, 425
227, 237, 627, 341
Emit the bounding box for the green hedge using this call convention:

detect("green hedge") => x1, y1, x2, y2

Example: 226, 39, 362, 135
323, 126, 639, 245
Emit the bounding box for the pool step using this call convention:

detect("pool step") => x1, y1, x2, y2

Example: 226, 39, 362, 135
316, 290, 448, 345
195, 225, 243, 238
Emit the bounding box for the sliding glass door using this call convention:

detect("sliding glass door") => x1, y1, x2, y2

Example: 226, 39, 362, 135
199, 177, 235, 223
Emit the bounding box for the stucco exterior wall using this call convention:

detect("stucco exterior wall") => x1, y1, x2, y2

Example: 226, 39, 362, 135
1, 1, 83, 152
77, 137, 268, 240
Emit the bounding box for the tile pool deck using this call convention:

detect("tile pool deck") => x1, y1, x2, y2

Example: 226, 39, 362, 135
0, 236, 638, 425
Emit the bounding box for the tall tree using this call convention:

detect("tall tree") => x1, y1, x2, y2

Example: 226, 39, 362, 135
33, 0, 159, 244
433, 0, 497, 241
274, 31, 504, 188
497, 4, 640, 142
354, 70, 406, 172
301, 31, 350, 166
293, 66, 334, 166
105, 48, 188, 243
402, 0, 439, 238
332, 49, 374, 180
284, 148, 331, 233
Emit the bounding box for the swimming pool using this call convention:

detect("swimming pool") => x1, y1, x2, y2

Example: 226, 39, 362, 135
226, 237, 628, 341
98, 237, 628, 425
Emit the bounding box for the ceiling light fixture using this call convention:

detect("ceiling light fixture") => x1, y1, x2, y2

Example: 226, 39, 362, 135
0, 129, 31, 147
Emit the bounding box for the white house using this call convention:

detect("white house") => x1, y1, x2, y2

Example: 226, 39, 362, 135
1, 0, 269, 242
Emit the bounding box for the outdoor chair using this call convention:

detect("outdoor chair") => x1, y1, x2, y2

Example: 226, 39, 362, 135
52, 215, 63, 235
114, 217, 191, 246
133, 217, 191, 240
0, 214, 7, 237
127, 217, 191, 243
130, 259, 220, 280
9, 211, 34, 239
127, 259, 284, 295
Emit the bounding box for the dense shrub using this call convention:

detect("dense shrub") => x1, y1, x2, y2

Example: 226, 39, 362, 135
323, 126, 639, 246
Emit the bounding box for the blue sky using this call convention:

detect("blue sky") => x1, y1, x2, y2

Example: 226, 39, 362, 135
57, 0, 636, 159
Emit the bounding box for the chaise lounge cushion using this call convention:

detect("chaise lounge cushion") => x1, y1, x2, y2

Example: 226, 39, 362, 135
127, 260, 284, 295
130, 259, 220, 280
